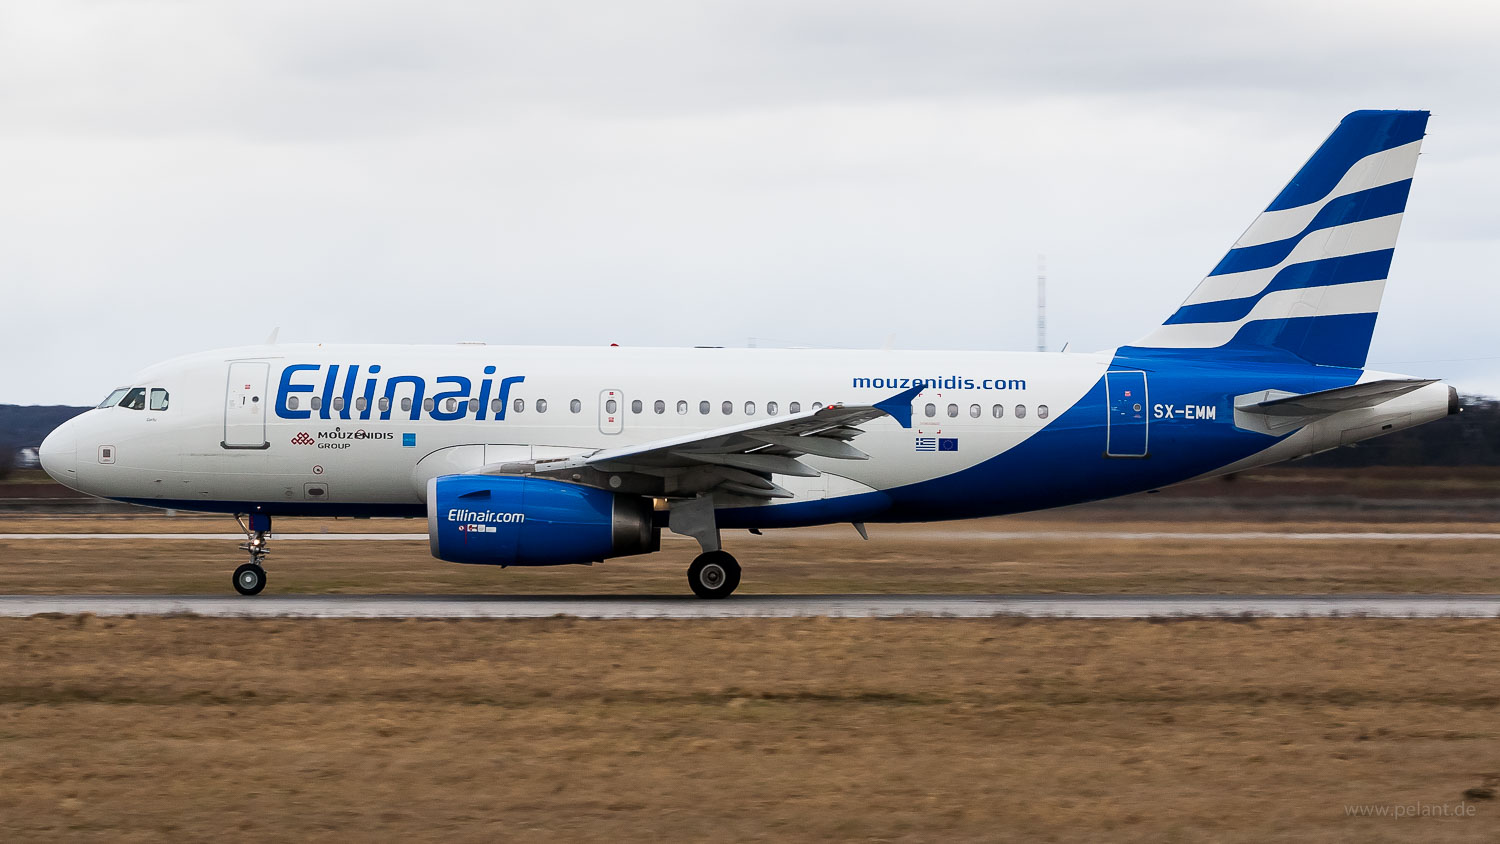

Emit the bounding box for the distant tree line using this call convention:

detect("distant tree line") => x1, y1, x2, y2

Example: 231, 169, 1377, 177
1298, 395, 1500, 468
0, 405, 90, 452
0, 405, 90, 478
1, 397, 1497, 475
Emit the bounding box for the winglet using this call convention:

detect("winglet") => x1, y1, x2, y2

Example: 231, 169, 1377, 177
873, 382, 928, 429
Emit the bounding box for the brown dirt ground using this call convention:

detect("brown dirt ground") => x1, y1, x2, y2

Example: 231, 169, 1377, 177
0, 617, 1497, 842
3, 514, 1500, 594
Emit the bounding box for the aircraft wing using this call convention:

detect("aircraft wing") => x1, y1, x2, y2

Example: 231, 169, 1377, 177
487, 384, 925, 500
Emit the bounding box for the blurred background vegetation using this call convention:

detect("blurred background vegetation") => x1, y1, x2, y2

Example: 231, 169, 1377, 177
2, 396, 1498, 482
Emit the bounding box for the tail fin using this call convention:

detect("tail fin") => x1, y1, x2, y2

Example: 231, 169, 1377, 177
1133, 110, 1428, 368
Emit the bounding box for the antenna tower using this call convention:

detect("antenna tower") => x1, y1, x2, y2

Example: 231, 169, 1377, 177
1036, 255, 1047, 353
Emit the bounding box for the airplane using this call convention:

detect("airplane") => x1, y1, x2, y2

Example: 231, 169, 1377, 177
39, 109, 1455, 599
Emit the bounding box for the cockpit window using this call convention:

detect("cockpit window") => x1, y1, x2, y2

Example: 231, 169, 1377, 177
98, 388, 129, 408
149, 389, 170, 411
119, 388, 147, 410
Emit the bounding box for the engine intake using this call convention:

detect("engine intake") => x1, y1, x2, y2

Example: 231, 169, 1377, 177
427, 475, 659, 566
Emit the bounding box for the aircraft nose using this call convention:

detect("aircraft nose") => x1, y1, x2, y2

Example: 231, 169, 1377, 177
39, 421, 79, 489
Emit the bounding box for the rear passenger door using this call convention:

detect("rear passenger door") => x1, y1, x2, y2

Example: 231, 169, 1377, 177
1105, 370, 1148, 458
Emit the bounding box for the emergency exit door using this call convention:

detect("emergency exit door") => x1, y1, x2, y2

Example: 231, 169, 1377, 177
223, 361, 270, 449
1105, 370, 1149, 458
598, 389, 624, 435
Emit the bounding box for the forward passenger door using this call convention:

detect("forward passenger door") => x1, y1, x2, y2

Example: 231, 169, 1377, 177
223, 361, 270, 449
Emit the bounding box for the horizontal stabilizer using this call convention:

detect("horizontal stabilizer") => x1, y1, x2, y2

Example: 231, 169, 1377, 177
1237, 378, 1436, 418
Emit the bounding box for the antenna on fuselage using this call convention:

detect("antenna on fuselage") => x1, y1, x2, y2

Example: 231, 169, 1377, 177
265, 326, 280, 345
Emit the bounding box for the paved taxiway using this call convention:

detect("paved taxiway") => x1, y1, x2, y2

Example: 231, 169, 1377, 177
7, 531, 1500, 541
2, 594, 1497, 618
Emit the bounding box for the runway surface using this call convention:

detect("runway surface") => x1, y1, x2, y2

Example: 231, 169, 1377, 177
7, 531, 1500, 541
2, 594, 1498, 618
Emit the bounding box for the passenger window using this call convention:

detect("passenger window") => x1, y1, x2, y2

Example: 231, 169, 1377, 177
423, 398, 435, 412
812, 402, 824, 411
334, 397, 347, 412
631, 399, 643, 414
992, 404, 1003, 418
1015, 404, 1027, 419
120, 388, 147, 410
745, 401, 756, 415
98, 388, 130, 408
947, 403, 958, 418
378, 397, 390, 413
401, 398, 412, 412
721, 401, 733, 415
355, 397, 368, 412
654, 400, 665, 414
468, 399, 479, 414
699, 401, 710, 415
767, 401, 778, 416
537, 398, 548, 413
789, 402, 801, 413
443, 398, 457, 414
677, 400, 688, 415
1037, 405, 1049, 419
570, 399, 582, 413
968, 403, 980, 418
287, 396, 300, 411
605, 399, 617, 414
924, 403, 936, 418
516, 398, 527, 413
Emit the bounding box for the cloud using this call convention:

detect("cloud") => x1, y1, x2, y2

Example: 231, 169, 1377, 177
2, 0, 1498, 402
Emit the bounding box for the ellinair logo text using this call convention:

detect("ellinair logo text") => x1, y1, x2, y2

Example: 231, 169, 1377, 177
449, 508, 524, 533
275, 364, 525, 423
448, 508, 525, 524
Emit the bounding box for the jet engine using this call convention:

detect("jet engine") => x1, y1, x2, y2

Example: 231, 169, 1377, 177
427, 475, 659, 566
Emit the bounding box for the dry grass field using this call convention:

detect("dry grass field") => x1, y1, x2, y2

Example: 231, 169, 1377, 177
5, 513, 1500, 595
0, 617, 1497, 842
3, 473, 1498, 841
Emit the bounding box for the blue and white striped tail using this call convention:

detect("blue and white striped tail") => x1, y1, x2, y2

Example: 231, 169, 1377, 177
1135, 110, 1428, 368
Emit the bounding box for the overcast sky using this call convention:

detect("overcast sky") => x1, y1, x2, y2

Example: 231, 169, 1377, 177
2, 0, 1498, 405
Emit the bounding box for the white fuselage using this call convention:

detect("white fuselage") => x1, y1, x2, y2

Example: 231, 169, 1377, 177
40, 343, 1450, 527
42, 344, 1100, 514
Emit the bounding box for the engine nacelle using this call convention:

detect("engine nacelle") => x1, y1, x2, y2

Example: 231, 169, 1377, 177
427, 475, 659, 566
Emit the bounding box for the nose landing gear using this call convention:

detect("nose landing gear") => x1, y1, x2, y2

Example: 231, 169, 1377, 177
232, 514, 271, 596
233, 562, 267, 596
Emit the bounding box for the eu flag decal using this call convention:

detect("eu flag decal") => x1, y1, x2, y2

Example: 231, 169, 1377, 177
914, 437, 937, 452
402, 433, 417, 448
938, 437, 959, 452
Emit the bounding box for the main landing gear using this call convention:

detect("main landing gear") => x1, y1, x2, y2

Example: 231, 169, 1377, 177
232, 513, 271, 596
687, 551, 741, 599
671, 497, 742, 599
